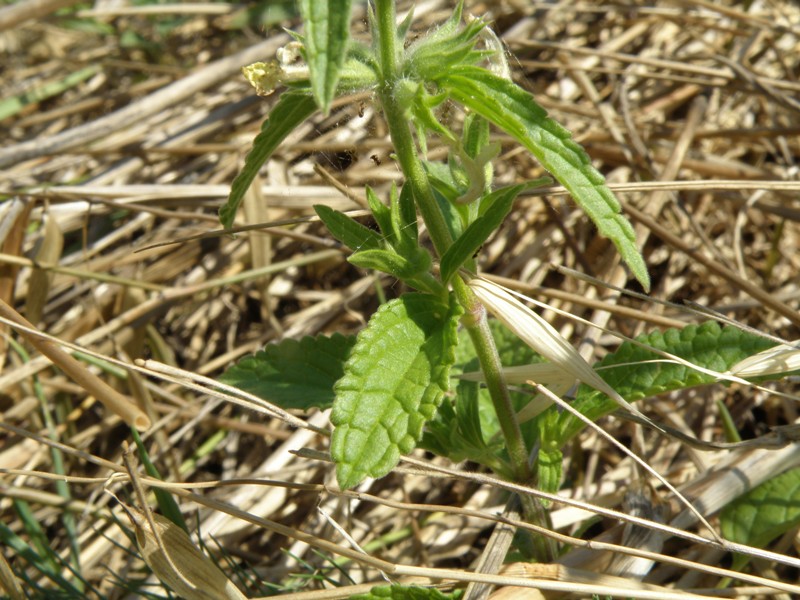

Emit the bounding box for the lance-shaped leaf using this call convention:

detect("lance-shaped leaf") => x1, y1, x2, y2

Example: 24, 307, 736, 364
299, 0, 353, 115
220, 92, 317, 229
438, 66, 650, 291
330, 293, 460, 489
439, 183, 526, 283
314, 204, 383, 251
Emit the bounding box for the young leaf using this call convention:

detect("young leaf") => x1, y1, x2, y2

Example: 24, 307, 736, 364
348, 248, 431, 280
366, 185, 394, 242
437, 66, 650, 291
219, 334, 356, 411
330, 293, 460, 489
314, 204, 383, 251
299, 0, 353, 115
220, 92, 317, 229
439, 183, 525, 283
721, 467, 800, 551
397, 183, 418, 244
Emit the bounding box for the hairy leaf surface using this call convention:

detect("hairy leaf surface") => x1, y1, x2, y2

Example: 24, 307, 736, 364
721, 467, 800, 552
551, 321, 778, 446
436, 66, 649, 290
299, 0, 352, 115
220, 92, 317, 229
331, 294, 460, 489
219, 334, 355, 411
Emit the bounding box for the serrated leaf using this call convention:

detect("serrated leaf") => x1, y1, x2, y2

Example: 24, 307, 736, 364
314, 204, 382, 251
219, 334, 355, 411
439, 184, 524, 283
552, 321, 780, 446
299, 0, 352, 115
721, 467, 800, 550
331, 294, 460, 489
350, 585, 463, 600
436, 66, 650, 291
220, 92, 317, 229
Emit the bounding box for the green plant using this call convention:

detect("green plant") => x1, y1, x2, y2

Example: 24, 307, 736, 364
219, 0, 800, 574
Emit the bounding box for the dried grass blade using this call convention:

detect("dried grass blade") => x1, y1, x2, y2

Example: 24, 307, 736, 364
25, 213, 63, 325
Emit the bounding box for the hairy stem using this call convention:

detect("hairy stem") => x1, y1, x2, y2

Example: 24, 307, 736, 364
373, 0, 453, 258
452, 277, 531, 483
372, 0, 550, 557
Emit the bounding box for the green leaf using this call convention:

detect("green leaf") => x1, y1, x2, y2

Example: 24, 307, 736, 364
331, 293, 460, 489
299, 0, 353, 115
551, 321, 779, 446
439, 183, 525, 283
366, 185, 393, 242
348, 248, 430, 280
397, 183, 418, 244
350, 585, 463, 600
131, 428, 187, 532
220, 92, 317, 229
422, 378, 507, 474
440, 320, 543, 471
537, 447, 563, 497
721, 467, 800, 551
436, 66, 650, 291
314, 204, 382, 251
219, 334, 355, 411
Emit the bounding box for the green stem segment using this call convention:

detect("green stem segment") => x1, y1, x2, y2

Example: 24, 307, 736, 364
374, 0, 453, 258
452, 278, 531, 483
373, 0, 537, 513
374, 0, 529, 479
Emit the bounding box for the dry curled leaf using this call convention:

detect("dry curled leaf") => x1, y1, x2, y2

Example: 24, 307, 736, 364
122, 505, 247, 600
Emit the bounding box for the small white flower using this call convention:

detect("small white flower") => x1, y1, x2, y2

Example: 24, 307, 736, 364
727, 343, 800, 378
242, 43, 309, 97
468, 277, 650, 421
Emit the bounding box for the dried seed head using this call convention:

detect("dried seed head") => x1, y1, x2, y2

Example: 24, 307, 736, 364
123, 506, 246, 600
461, 363, 574, 422
727, 343, 800, 378
468, 278, 650, 421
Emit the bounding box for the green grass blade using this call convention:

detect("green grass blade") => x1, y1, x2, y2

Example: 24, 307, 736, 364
131, 428, 187, 533
437, 66, 650, 290
299, 0, 353, 115
219, 91, 317, 229
0, 65, 99, 122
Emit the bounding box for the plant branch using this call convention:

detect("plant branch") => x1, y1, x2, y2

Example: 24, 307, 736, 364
373, 0, 453, 258
452, 277, 531, 483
